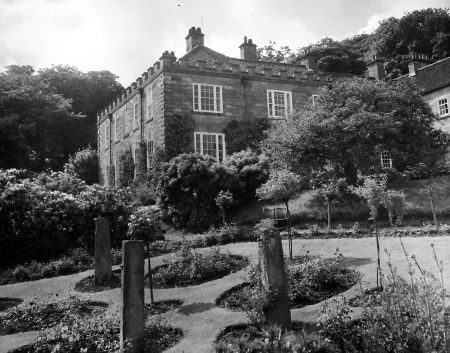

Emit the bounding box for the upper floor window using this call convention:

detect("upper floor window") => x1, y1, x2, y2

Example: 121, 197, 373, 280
133, 101, 140, 130
381, 151, 393, 169
194, 132, 225, 162
438, 98, 449, 117
193, 84, 223, 113
147, 86, 154, 121
267, 90, 292, 118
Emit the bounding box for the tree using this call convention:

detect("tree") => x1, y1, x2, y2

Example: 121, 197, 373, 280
320, 177, 342, 233
263, 78, 447, 184
351, 175, 387, 288
64, 146, 98, 184
0, 65, 86, 171
256, 169, 303, 259
368, 8, 450, 76
215, 190, 233, 224
298, 37, 367, 75
257, 41, 294, 63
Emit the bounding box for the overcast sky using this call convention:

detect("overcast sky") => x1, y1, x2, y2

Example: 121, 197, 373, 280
1, 0, 448, 86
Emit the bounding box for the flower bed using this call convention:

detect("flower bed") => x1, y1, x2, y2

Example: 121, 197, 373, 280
0, 297, 108, 335
0, 297, 23, 312
217, 255, 359, 310
151, 245, 248, 288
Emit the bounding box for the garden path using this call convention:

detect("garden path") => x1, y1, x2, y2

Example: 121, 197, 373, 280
1, 235, 449, 353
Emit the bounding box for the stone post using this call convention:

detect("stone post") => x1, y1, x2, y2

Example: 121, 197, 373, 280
258, 223, 291, 330
94, 217, 112, 285
120, 240, 145, 353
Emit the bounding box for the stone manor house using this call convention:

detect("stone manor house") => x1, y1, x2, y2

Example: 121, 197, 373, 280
96, 27, 450, 186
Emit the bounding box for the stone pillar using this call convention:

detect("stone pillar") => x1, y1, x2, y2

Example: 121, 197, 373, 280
120, 240, 145, 353
258, 224, 291, 330
94, 217, 112, 285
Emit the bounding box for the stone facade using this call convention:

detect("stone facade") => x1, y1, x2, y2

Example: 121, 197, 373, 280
96, 27, 350, 185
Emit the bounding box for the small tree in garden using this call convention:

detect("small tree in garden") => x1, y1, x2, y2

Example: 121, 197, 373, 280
423, 184, 441, 231
383, 189, 407, 227
127, 208, 161, 303
256, 169, 303, 259
351, 175, 387, 288
215, 190, 233, 224
320, 177, 342, 233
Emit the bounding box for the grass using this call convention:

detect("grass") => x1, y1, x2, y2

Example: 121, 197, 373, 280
238, 175, 450, 227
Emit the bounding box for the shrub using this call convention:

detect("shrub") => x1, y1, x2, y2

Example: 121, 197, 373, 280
63, 146, 98, 185
127, 207, 163, 242
159, 153, 244, 232
321, 245, 449, 353
223, 149, 270, 200
0, 169, 132, 265
152, 244, 247, 288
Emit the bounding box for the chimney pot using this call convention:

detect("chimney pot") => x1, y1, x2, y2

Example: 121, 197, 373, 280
239, 36, 257, 60
186, 26, 205, 52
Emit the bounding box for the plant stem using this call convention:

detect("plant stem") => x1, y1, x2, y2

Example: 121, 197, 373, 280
374, 219, 382, 288
327, 199, 331, 233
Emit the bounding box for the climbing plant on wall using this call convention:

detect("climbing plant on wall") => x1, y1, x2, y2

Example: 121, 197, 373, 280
165, 114, 193, 159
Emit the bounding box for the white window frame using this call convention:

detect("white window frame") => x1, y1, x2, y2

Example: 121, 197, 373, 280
146, 86, 154, 121
194, 132, 226, 162
133, 100, 140, 130
267, 90, 293, 118
381, 151, 393, 169
312, 95, 319, 106
147, 140, 154, 168
438, 98, 449, 117
193, 83, 223, 113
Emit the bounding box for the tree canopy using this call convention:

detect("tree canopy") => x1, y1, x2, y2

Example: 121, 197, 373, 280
0, 64, 123, 172
263, 78, 447, 184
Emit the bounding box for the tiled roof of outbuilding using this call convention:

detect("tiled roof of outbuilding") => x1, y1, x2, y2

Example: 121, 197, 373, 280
414, 57, 450, 94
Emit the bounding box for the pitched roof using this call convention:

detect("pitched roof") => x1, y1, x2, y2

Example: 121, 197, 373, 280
414, 57, 450, 94
179, 45, 309, 76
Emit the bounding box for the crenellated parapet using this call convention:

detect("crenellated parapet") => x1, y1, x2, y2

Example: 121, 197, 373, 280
97, 50, 177, 124
96, 48, 333, 124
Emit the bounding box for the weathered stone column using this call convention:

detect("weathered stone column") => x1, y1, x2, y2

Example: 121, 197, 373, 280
258, 223, 291, 330
94, 217, 112, 285
120, 240, 145, 353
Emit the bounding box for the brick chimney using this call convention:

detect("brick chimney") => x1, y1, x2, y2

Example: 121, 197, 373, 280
298, 48, 318, 70
186, 27, 204, 52
407, 53, 431, 76
239, 36, 257, 60
367, 55, 385, 80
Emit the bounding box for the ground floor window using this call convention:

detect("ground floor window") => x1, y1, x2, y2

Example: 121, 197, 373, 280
194, 132, 226, 162
381, 151, 393, 168
147, 140, 154, 169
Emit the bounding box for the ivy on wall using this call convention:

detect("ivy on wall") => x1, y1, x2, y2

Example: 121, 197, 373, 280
224, 118, 270, 154
118, 149, 135, 187
165, 114, 194, 159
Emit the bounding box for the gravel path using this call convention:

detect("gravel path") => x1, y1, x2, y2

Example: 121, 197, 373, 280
1, 235, 448, 353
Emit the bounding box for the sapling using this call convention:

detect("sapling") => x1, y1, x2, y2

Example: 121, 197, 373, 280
351, 175, 387, 288
320, 178, 341, 233
425, 184, 440, 231
256, 169, 303, 259
215, 190, 233, 225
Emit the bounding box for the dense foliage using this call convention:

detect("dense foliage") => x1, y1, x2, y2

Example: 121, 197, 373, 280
0, 169, 132, 266
159, 153, 244, 231
224, 118, 270, 154
259, 8, 449, 77
63, 145, 98, 184
152, 244, 247, 288
264, 78, 447, 184
0, 65, 122, 172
